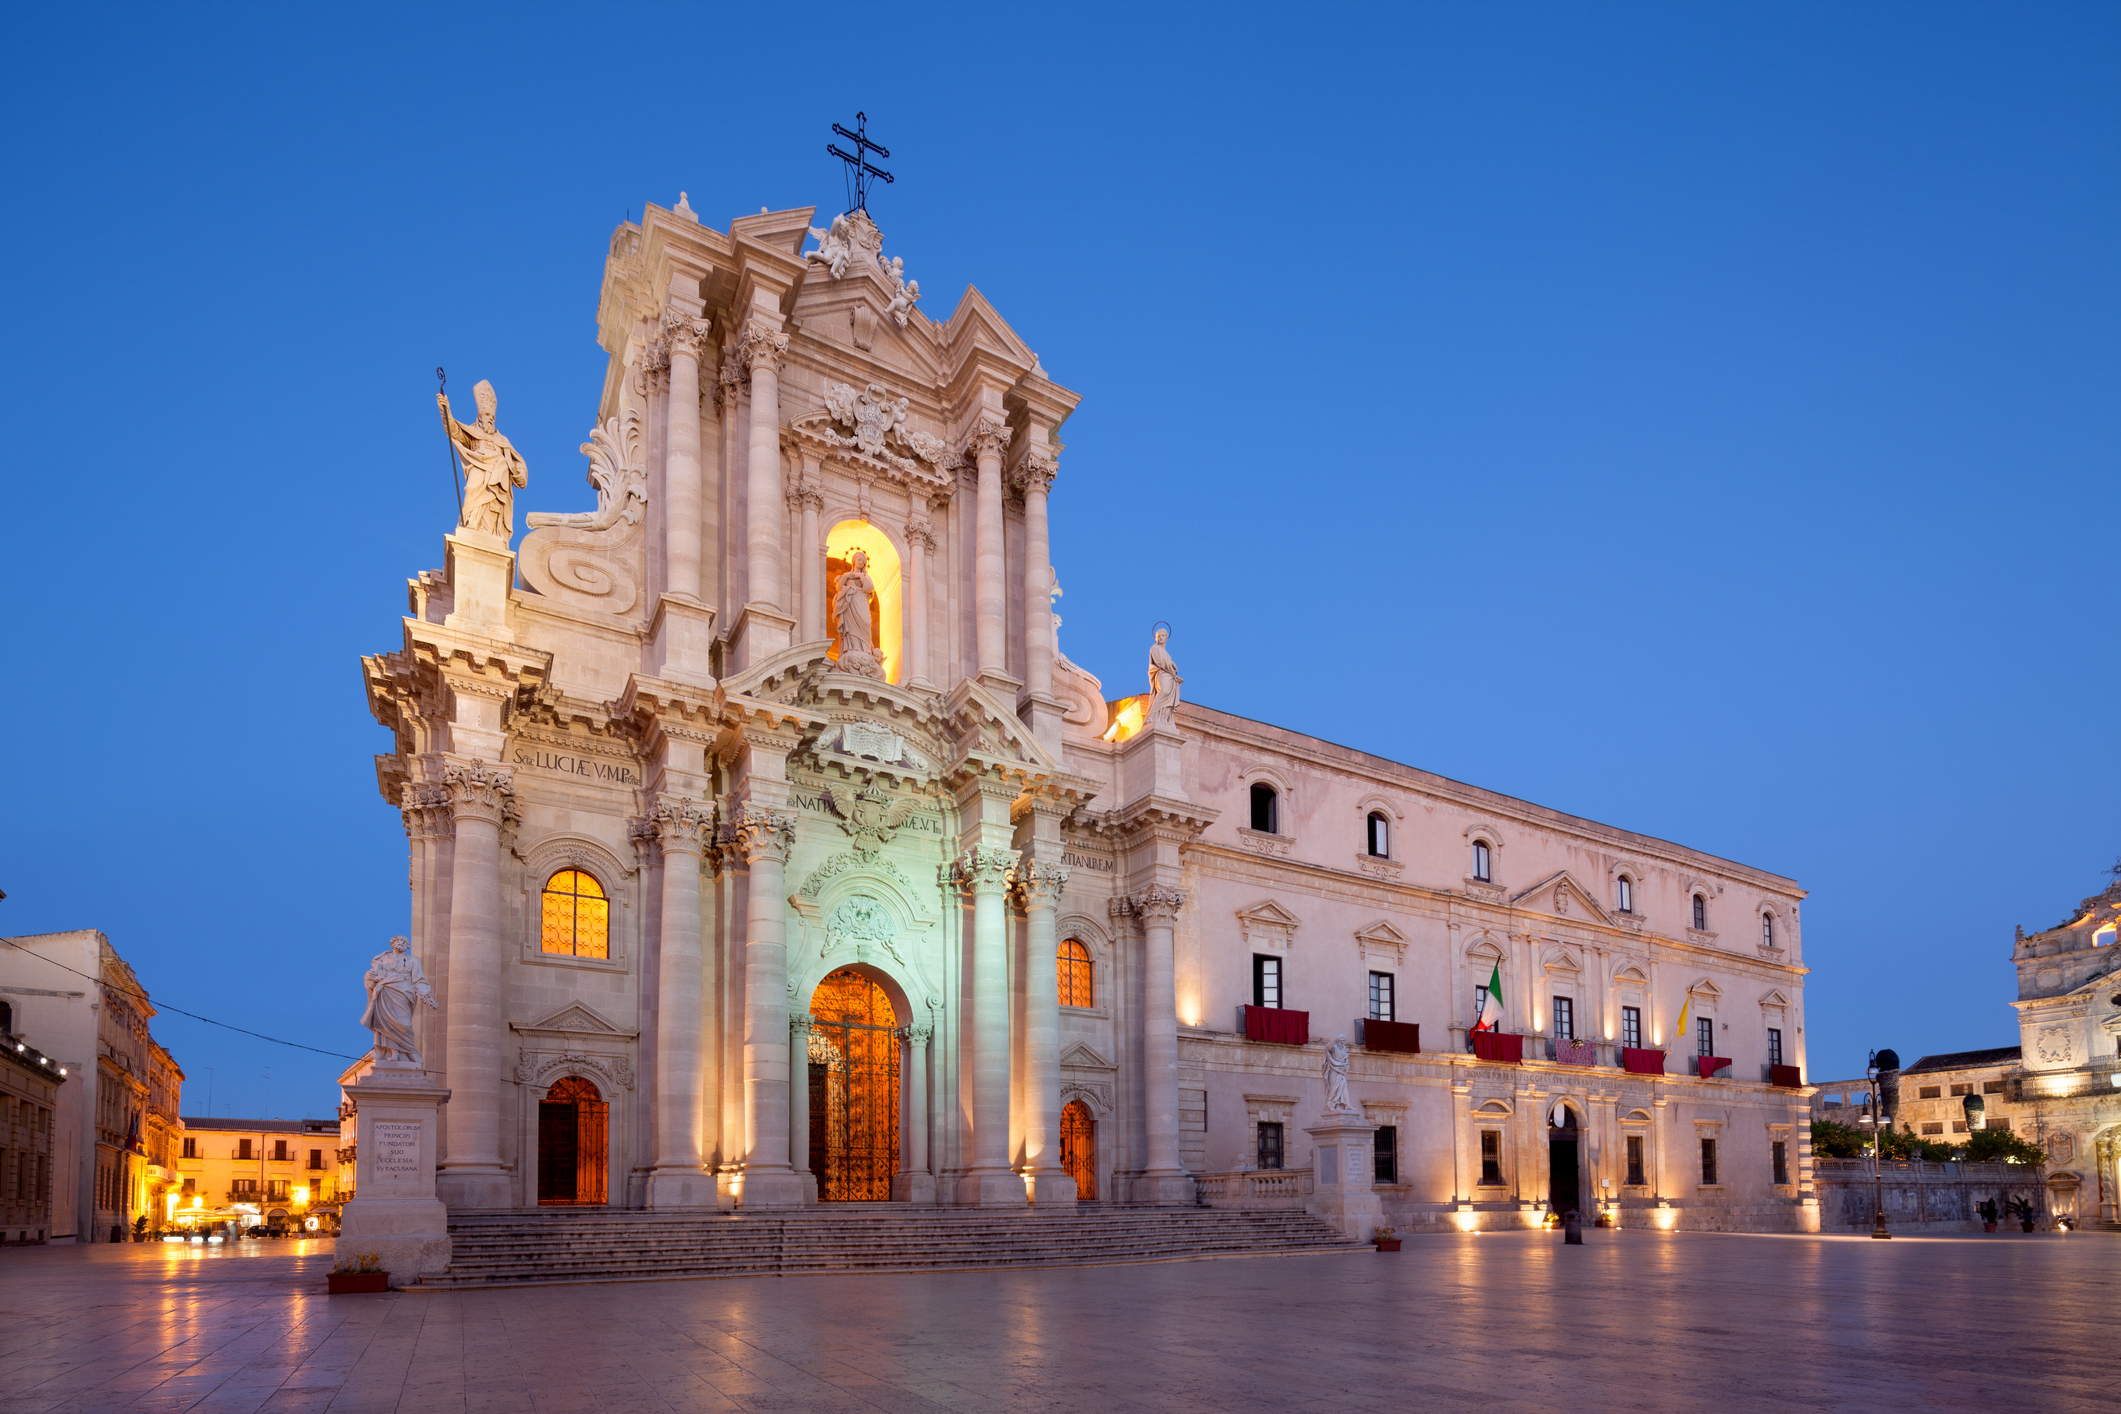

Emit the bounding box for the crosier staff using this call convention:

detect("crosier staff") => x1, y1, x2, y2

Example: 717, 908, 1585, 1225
435, 366, 464, 521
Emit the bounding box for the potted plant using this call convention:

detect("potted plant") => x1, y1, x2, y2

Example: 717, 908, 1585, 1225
1976, 1199, 1998, 1233
2007, 1197, 2037, 1234
328, 1251, 390, 1294
1373, 1225, 1401, 1252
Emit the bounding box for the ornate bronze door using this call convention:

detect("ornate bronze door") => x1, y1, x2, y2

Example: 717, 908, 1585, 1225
1061, 1100, 1096, 1200
537, 1075, 608, 1205
807, 969, 900, 1201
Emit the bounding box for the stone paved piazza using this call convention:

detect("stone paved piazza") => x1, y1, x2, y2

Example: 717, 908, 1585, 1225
0, 1232, 2106, 1413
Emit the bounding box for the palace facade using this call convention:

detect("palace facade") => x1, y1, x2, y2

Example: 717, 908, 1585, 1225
361, 194, 1816, 1232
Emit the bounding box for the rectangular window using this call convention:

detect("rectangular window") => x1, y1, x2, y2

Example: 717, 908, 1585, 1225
1373, 1126, 1397, 1184
1249, 783, 1278, 834
1552, 997, 1574, 1040
1767, 1028, 1784, 1066
1253, 955, 1282, 1009
1368, 972, 1394, 1023
1472, 840, 1492, 881
1772, 1140, 1789, 1186
1479, 1130, 1503, 1185
273, 1139, 289, 1162
308, 1149, 323, 1170
182, 1178, 194, 1194
1951, 1121, 1966, 1134
1983, 1080, 2004, 1094
268, 1179, 289, 1200
1988, 1117, 2011, 1131
1695, 1017, 1715, 1058
237, 1139, 252, 1160
1700, 1137, 1719, 1186
1921, 1122, 1944, 1135
1625, 1135, 1646, 1186
1949, 1083, 1971, 1097
1473, 985, 1489, 1025
1917, 1085, 1941, 1099
1621, 1006, 1642, 1050
232, 1178, 257, 1195
1256, 1122, 1284, 1171
181, 1137, 195, 1159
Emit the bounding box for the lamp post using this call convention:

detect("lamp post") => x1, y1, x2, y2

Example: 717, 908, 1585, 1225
1864, 1048, 1900, 1240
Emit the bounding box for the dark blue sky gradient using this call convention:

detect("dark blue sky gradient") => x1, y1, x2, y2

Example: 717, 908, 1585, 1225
2, 4, 2114, 1117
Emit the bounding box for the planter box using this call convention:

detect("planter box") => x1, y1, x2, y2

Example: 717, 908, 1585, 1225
328, 1272, 390, 1295
1374, 1239, 1402, 1251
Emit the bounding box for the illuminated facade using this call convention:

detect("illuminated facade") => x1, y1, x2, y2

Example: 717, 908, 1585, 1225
359, 194, 1813, 1232
173, 1117, 343, 1230
2003, 882, 2121, 1221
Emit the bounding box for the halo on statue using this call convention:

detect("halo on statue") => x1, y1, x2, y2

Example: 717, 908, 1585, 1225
1152, 620, 1172, 638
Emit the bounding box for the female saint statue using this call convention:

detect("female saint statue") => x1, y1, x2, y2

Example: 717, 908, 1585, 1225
832, 548, 885, 678
438, 380, 529, 538
361, 936, 437, 1067
1322, 1034, 1357, 1115
1147, 625, 1183, 730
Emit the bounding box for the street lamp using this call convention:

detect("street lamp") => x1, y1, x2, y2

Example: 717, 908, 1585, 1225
1864, 1048, 1900, 1240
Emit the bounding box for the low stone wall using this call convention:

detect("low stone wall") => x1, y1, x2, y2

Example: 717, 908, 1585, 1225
1813, 1159, 2048, 1233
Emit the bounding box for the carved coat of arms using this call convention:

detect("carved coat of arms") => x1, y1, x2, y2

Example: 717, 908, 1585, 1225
824, 781, 921, 859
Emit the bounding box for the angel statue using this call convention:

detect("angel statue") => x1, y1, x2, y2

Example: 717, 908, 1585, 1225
1147, 625, 1183, 730
361, 936, 437, 1068
438, 380, 529, 538
887, 275, 921, 328
832, 548, 886, 678
806, 213, 854, 279
1322, 1034, 1358, 1115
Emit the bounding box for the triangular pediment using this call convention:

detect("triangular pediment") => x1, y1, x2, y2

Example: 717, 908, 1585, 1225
512, 1002, 638, 1040
1509, 869, 1617, 926
1354, 919, 1409, 948
1685, 977, 1724, 1000
1059, 1041, 1115, 1071
943, 285, 1035, 369
1237, 899, 1302, 950
941, 679, 1063, 774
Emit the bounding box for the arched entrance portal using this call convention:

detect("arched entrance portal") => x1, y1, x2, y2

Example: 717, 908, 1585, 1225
1547, 1103, 1581, 1218
808, 968, 900, 1201
538, 1075, 609, 1205
1061, 1100, 1097, 1201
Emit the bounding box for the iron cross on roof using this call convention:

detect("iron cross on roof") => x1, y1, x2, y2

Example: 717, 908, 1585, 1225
828, 112, 893, 213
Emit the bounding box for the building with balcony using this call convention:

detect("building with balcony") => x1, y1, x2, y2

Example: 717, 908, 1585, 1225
173, 1117, 344, 1232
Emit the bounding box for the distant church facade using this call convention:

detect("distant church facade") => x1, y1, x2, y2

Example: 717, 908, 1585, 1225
361, 193, 1816, 1232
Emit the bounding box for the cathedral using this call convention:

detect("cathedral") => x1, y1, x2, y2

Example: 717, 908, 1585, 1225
358, 191, 1817, 1242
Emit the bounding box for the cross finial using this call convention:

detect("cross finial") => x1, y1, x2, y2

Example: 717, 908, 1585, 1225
828, 112, 893, 214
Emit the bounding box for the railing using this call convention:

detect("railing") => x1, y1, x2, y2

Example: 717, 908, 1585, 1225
1551, 1037, 1597, 1066
1693, 1055, 1733, 1080
1239, 1006, 1311, 1045
1193, 1168, 1314, 1210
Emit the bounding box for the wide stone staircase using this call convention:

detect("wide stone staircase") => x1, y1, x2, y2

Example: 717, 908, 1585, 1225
418, 1204, 1370, 1288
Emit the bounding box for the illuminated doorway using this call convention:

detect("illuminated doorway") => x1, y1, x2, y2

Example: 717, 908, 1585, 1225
537, 1075, 609, 1205
1061, 1100, 1097, 1200
807, 968, 901, 1201
1547, 1103, 1581, 1218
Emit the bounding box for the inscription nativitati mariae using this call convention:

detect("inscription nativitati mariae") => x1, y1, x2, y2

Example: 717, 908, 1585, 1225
788, 785, 944, 836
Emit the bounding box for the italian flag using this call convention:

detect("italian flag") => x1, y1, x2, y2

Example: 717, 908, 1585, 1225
1474, 961, 1504, 1032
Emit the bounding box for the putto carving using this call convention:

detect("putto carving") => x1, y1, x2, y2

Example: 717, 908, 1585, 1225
883, 254, 920, 327
816, 381, 950, 470
650, 796, 714, 856
951, 846, 1019, 894
732, 805, 797, 866
1009, 858, 1071, 909
830, 549, 886, 680
1132, 887, 1187, 925
822, 781, 920, 859
737, 318, 789, 376
806, 213, 856, 278
438, 380, 529, 538
444, 761, 515, 823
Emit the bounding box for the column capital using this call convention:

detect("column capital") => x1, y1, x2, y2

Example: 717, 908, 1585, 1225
961, 417, 1011, 463
650, 794, 714, 857
443, 760, 514, 825
950, 845, 1019, 896
737, 317, 789, 376
785, 478, 824, 514
399, 781, 454, 840
791, 1011, 815, 1038
1009, 858, 1070, 910
900, 1022, 934, 1046
1131, 886, 1187, 925
1009, 447, 1057, 498
660, 307, 711, 360
731, 804, 797, 865
905, 514, 937, 554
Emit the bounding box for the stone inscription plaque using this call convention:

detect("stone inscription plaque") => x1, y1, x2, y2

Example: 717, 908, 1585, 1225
372, 1121, 423, 1185
1318, 1144, 1339, 1184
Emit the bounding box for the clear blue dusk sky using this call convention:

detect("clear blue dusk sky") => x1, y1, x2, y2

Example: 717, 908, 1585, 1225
2, 5, 2115, 1118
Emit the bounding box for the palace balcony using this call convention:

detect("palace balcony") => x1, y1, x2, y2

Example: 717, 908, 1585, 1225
1238, 1005, 1310, 1046
1621, 1047, 1667, 1076
1767, 1064, 1804, 1088
1471, 1031, 1524, 1064
1358, 1019, 1421, 1055
1693, 1056, 1733, 1080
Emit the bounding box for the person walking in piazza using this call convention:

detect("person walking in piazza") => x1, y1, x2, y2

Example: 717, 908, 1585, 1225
438, 379, 529, 537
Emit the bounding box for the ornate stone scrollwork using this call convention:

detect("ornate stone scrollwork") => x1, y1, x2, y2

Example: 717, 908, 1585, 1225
1131, 887, 1187, 925
951, 845, 1019, 895
660, 307, 712, 360
826, 895, 902, 964
905, 515, 937, 555
821, 782, 921, 860
790, 1011, 815, 1039
737, 318, 789, 377
399, 781, 453, 841
962, 418, 1011, 464
1010, 447, 1057, 498
650, 795, 714, 857
905, 1022, 934, 1046
1009, 858, 1071, 910
731, 805, 798, 866
443, 761, 515, 824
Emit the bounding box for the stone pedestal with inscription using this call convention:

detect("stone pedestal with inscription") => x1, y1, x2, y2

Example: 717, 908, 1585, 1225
337, 1063, 453, 1286
1303, 1117, 1383, 1243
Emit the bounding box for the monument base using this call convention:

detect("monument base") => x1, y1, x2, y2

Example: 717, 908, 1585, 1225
1303, 1117, 1383, 1242
337, 1064, 453, 1286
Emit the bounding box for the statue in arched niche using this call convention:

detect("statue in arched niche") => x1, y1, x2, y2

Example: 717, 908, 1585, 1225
832, 549, 886, 679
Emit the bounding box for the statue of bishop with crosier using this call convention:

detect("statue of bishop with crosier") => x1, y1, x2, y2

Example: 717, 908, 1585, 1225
438, 379, 529, 537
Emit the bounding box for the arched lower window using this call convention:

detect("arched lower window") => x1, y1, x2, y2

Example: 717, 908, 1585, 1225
1472, 839, 1492, 882
1366, 811, 1390, 858
1692, 894, 1707, 931
1058, 939, 1094, 1008
1762, 913, 1775, 949
1616, 877, 1633, 914
541, 870, 609, 958
1250, 783, 1279, 834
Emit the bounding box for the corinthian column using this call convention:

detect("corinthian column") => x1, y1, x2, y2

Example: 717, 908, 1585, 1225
792, 469, 825, 644
661, 308, 710, 601
735, 805, 804, 1206
954, 845, 1021, 1206
967, 420, 1010, 682
1013, 859, 1074, 1204
789, 1012, 814, 1193
736, 319, 793, 669
1133, 886, 1190, 1204
893, 1022, 935, 1203
436, 760, 512, 1209
647, 795, 714, 1208
904, 511, 936, 690
1015, 452, 1056, 700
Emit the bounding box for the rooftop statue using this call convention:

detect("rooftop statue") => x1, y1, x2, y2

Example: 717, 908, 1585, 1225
439, 380, 529, 538
1147, 626, 1183, 730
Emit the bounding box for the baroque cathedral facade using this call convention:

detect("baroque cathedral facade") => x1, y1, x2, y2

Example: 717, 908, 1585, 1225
361, 193, 1816, 1233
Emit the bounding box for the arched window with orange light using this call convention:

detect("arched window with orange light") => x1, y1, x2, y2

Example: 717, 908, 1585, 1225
541, 869, 609, 958
1058, 938, 1094, 1008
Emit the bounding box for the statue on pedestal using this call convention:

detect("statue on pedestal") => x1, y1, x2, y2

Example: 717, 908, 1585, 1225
832, 548, 886, 679
438, 380, 529, 538
1322, 1034, 1358, 1115
361, 936, 436, 1068
1147, 626, 1183, 730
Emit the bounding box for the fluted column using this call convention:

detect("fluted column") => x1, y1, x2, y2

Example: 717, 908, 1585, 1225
661, 308, 710, 601
968, 420, 1009, 681
1013, 859, 1074, 1203
892, 1023, 936, 1203
953, 845, 1020, 1205
793, 471, 824, 643
904, 512, 935, 689
1134, 887, 1189, 1203
436, 760, 512, 1209
741, 319, 790, 621
789, 1012, 814, 1179
735, 805, 804, 1206
1016, 451, 1056, 700
646, 795, 714, 1207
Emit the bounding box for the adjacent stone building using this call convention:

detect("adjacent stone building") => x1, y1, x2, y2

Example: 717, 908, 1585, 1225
173, 1117, 343, 1231
0, 1000, 65, 1244
358, 193, 1814, 1236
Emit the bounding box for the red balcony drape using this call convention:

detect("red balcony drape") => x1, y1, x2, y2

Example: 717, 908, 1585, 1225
1364, 1020, 1421, 1054
1621, 1048, 1666, 1076
1472, 1031, 1523, 1064
1243, 1006, 1309, 1045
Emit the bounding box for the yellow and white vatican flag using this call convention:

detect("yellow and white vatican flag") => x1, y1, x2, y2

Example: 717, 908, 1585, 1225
1670, 992, 1691, 1051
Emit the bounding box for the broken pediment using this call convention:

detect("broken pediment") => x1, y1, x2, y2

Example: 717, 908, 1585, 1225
512, 1002, 638, 1040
